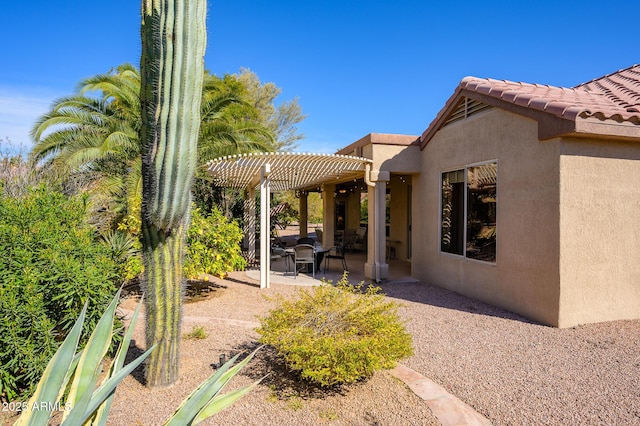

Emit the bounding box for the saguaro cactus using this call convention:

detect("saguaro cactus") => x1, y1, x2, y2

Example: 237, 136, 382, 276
139, 0, 207, 388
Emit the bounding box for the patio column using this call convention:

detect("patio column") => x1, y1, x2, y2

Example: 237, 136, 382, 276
259, 164, 271, 289
243, 187, 256, 261
299, 191, 308, 238
365, 170, 389, 282
322, 184, 336, 249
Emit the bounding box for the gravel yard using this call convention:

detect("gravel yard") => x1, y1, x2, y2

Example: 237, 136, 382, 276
88, 272, 640, 425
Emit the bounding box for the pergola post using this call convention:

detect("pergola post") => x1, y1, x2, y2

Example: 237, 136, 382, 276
322, 184, 336, 249
243, 187, 256, 261
365, 170, 389, 282
259, 164, 271, 289
299, 191, 308, 238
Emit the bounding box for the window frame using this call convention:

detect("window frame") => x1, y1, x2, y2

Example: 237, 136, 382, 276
439, 160, 498, 264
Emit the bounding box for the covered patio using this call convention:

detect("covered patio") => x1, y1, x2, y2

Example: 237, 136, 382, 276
206, 152, 397, 289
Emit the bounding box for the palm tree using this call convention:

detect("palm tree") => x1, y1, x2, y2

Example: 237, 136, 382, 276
198, 73, 275, 159
29, 65, 275, 228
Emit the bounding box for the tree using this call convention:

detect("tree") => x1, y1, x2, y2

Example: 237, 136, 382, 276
29, 65, 143, 231
235, 68, 306, 151
29, 65, 277, 227
139, 0, 207, 388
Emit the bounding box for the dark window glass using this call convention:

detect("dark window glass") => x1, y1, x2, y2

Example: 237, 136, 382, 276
440, 163, 497, 263
441, 170, 464, 255
466, 163, 497, 262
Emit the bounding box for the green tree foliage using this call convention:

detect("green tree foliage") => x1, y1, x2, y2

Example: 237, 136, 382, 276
112, 197, 247, 283
29, 64, 288, 227
257, 275, 413, 387
234, 68, 306, 151
184, 207, 247, 279
0, 185, 119, 401
272, 190, 323, 225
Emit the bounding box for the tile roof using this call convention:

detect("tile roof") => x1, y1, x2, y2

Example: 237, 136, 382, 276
420, 64, 640, 148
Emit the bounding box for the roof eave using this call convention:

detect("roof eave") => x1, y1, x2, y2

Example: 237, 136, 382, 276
420, 89, 640, 147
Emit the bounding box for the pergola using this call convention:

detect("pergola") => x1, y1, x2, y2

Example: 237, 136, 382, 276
206, 152, 389, 289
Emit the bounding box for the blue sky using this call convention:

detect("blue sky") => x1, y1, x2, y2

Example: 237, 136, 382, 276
1, 1, 637, 155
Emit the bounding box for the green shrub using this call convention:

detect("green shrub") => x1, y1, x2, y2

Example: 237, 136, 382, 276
184, 207, 247, 279
117, 199, 246, 281
184, 325, 208, 340
114, 196, 144, 282
0, 185, 119, 401
257, 274, 413, 387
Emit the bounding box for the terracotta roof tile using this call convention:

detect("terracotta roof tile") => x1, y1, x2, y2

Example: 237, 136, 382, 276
576, 65, 640, 113
459, 64, 640, 123
420, 64, 640, 148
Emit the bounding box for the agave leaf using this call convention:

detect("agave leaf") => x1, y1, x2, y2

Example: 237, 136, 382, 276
61, 290, 121, 424
192, 376, 266, 425
89, 295, 145, 426
14, 303, 88, 426
164, 346, 262, 426
163, 353, 242, 426
55, 351, 83, 405
76, 344, 156, 425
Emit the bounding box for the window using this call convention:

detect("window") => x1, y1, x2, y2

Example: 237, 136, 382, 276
441, 162, 497, 262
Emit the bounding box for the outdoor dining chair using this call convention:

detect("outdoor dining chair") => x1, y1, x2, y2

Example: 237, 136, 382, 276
324, 243, 348, 272
297, 237, 315, 246
294, 244, 315, 278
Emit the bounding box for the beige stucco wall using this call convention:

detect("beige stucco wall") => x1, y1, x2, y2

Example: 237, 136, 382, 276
557, 139, 640, 327
388, 175, 411, 260
345, 192, 361, 230
414, 108, 563, 326
372, 144, 421, 174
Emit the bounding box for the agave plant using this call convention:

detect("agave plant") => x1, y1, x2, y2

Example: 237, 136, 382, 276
164, 348, 264, 425
14, 289, 153, 426
14, 288, 264, 425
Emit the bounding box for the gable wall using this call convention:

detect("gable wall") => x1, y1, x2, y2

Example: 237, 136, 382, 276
558, 138, 640, 326
413, 108, 563, 326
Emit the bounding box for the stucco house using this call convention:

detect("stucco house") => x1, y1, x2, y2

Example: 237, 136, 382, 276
209, 64, 639, 328
350, 64, 640, 327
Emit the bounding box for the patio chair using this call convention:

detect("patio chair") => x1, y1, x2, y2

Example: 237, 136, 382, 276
343, 229, 358, 252
324, 243, 348, 273
354, 226, 367, 251
315, 228, 323, 244
297, 237, 315, 246
270, 245, 286, 268
294, 244, 315, 278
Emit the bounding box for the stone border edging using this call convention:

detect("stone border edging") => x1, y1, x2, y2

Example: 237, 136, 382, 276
389, 364, 493, 426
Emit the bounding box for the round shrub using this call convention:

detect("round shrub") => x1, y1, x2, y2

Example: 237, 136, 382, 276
257, 275, 413, 387
0, 185, 119, 400
184, 206, 247, 279
116, 198, 247, 281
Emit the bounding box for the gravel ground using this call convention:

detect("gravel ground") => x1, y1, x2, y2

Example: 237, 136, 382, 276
382, 281, 640, 426
104, 272, 639, 425
106, 275, 438, 425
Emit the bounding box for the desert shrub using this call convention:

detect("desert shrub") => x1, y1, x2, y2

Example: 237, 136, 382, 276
117, 198, 246, 281
257, 274, 413, 387
101, 229, 141, 283
114, 196, 143, 282
184, 207, 247, 279
0, 185, 119, 400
